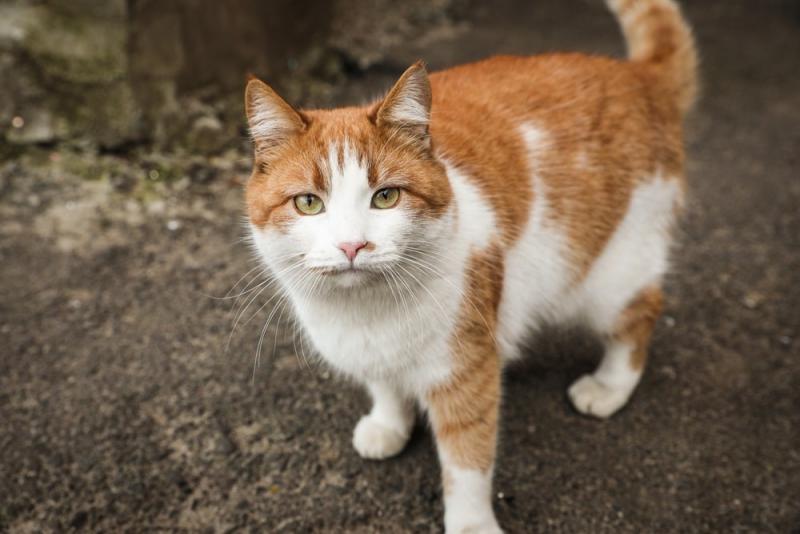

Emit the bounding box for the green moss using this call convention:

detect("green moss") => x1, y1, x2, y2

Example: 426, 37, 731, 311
24, 7, 127, 84
0, 139, 25, 164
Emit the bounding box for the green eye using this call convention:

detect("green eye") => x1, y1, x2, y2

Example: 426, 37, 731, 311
372, 187, 400, 209
294, 193, 324, 215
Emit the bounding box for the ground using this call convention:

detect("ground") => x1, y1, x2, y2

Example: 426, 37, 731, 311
1, 1, 799, 532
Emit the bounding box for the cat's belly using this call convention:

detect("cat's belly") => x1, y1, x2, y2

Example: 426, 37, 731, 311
497, 173, 682, 357
495, 172, 573, 358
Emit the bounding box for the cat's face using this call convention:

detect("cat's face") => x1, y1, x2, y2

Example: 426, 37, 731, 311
245, 64, 452, 291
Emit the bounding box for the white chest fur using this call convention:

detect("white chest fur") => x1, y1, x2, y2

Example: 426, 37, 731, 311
289, 278, 457, 394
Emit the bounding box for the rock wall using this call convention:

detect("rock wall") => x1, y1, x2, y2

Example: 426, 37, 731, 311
0, 0, 136, 146
0, 0, 461, 151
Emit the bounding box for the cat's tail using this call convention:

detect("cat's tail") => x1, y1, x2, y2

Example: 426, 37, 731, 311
606, 0, 699, 114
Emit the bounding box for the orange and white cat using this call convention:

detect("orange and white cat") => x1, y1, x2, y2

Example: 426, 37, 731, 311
243, 0, 697, 531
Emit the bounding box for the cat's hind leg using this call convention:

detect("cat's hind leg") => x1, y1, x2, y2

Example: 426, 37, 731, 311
353, 380, 415, 459
569, 285, 663, 418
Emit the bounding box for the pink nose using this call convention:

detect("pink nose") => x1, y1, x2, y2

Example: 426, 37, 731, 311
338, 241, 367, 262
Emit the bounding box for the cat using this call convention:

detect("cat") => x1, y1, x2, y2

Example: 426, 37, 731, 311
242, 0, 697, 531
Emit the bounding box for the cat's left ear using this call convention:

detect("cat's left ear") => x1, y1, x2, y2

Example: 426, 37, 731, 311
372, 61, 432, 147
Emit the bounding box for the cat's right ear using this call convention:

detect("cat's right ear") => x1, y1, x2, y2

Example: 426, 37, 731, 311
245, 77, 306, 154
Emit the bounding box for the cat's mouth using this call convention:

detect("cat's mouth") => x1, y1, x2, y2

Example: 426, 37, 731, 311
307, 263, 351, 273
311, 264, 388, 288
309, 260, 390, 276
313, 265, 376, 276
309, 264, 384, 288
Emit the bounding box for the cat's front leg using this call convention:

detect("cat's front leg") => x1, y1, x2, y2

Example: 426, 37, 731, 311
427, 346, 503, 534
353, 380, 415, 459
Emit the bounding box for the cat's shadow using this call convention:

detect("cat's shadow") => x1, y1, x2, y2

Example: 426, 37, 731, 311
506, 324, 602, 393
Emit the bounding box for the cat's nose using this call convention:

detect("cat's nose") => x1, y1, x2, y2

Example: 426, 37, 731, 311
338, 241, 367, 262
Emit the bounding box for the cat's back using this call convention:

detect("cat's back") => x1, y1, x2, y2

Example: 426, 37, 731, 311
430, 53, 632, 112
429, 52, 686, 264
429, 52, 683, 182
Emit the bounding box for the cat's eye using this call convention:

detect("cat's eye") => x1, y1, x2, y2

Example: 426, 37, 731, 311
294, 193, 324, 215
372, 187, 400, 209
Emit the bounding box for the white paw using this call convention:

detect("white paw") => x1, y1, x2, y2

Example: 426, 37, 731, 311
446, 519, 504, 534
568, 374, 633, 418
352, 415, 410, 460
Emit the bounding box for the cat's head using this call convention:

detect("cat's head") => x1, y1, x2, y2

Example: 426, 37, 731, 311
245, 63, 453, 291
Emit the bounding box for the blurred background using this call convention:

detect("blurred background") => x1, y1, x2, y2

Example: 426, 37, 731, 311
1, 0, 798, 532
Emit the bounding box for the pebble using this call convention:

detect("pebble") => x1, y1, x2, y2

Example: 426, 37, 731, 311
147, 200, 166, 214
742, 291, 765, 309
659, 365, 677, 380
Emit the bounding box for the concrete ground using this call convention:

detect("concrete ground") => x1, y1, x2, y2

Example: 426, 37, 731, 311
1, 1, 798, 532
